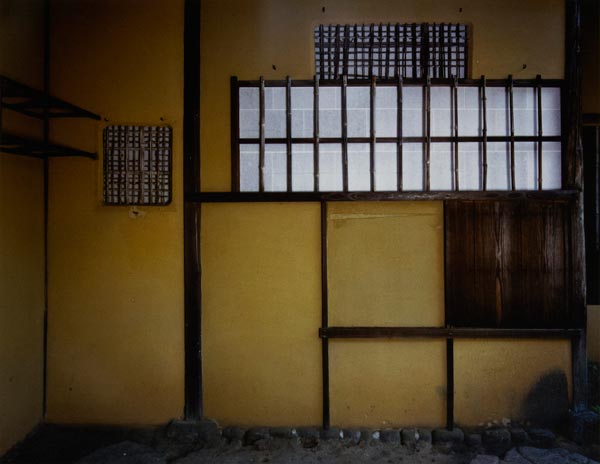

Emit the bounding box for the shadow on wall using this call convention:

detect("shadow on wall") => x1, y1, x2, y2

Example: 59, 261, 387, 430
521, 370, 569, 428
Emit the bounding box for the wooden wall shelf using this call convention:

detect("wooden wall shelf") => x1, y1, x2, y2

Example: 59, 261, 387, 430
0, 74, 100, 159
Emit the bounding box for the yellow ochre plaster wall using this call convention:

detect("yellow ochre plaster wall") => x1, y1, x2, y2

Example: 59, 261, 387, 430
200, 0, 571, 428
0, 0, 45, 454
327, 202, 444, 328
202, 203, 322, 426
45, 0, 184, 424
455, 340, 572, 425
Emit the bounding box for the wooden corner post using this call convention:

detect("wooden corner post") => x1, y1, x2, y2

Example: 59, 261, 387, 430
184, 0, 202, 420
565, 0, 588, 412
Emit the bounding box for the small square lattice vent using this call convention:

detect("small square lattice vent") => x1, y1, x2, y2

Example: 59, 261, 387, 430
103, 125, 172, 205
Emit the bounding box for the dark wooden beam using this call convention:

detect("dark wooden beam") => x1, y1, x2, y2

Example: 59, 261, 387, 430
42, 0, 50, 419
565, 0, 584, 190
319, 326, 581, 339
186, 190, 578, 203
320, 201, 330, 430
446, 339, 454, 430
565, 0, 588, 413
183, 0, 202, 420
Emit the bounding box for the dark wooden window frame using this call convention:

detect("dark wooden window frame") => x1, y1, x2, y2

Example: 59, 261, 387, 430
231, 76, 563, 194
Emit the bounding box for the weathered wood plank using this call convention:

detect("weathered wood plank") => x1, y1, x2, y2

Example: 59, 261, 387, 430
445, 200, 576, 328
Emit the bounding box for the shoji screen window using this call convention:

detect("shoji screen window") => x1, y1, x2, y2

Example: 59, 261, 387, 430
232, 76, 562, 193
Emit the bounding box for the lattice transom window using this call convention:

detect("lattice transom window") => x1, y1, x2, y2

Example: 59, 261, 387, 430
103, 125, 172, 205
315, 23, 469, 80
231, 76, 562, 193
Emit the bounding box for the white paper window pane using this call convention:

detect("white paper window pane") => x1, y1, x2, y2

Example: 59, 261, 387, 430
319, 144, 343, 191
375, 143, 397, 191
347, 87, 370, 107
240, 144, 259, 191
402, 143, 424, 191
514, 88, 536, 137
263, 144, 287, 191
514, 108, 536, 136
240, 87, 259, 109
292, 87, 314, 138
458, 142, 481, 191
487, 142, 510, 190
458, 87, 480, 136
319, 87, 341, 138
265, 109, 285, 138
376, 87, 397, 137
402, 87, 423, 137
291, 110, 313, 138
347, 143, 370, 191
347, 108, 369, 137
319, 110, 341, 137
376, 108, 397, 138
487, 87, 509, 136
430, 87, 452, 137
542, 88, 561, 136
239, 88, 259, 139
319, 86, 339, 109
376, 87, 397, 109
513, 87, 535, 110
292, 144, 314, 191
430, 143, 453, 191
291, 87, 313, 109
514, 142, 537, 190
347, 87, 370, 137
542, 142, 562, 190
264, 88, 286, 138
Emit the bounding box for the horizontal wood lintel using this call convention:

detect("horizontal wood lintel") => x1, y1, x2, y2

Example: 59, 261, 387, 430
319, 327, 582, 339
186, 190, 579, 203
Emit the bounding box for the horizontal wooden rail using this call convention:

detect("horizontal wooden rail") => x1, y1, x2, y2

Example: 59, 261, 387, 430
185, 190, 578, 203
319, 326, 582, 339
237, 78, 564, 88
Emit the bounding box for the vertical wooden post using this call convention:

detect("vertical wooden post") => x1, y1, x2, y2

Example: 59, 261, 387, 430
321, 201, 330, 429
259, 77, 265, 192
446, 338, 454, 430
481, 76, 488, 191
425, 76, 431, 191
565, 0, 588, 412
286, 76, 292, 192
370, 76, 376, 191
184, 0, 202, 420
314, 76, 320, 192
42, 0, 50, 418
397, 73, 403, 191
509, 75, 516, 190
230, 76, 240, 192
342, 75, 349, 192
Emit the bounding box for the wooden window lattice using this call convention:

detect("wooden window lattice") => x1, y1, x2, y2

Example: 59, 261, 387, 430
103, 125, 172, 205
315, 23, 469, 80
232, 76, 563, 193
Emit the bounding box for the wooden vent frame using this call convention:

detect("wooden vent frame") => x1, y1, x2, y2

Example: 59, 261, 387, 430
314, 23, 469, 80
103, 125, 173, 206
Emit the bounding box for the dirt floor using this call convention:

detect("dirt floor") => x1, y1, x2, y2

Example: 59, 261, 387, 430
2, 423, 599, 464
170, 440, 478, 464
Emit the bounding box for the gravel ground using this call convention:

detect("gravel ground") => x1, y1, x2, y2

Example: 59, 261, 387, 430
3, 423, 599, 464
169, 439, 474, 464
